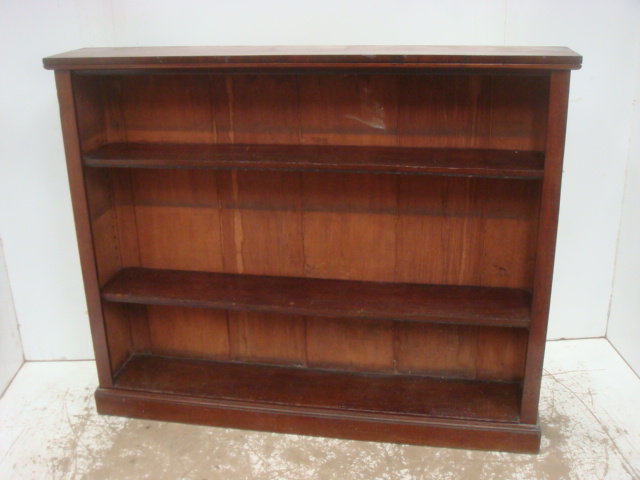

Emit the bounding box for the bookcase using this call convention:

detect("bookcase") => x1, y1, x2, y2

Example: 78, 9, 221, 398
44, 46, 581, 453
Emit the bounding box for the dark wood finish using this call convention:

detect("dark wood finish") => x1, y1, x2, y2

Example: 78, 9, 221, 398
306, 317, 395, 373
395, 323, 479, 379
95, 388, 540, 453
47, 46, 580, 453
521, 71, 572, 423
84, 142, 544, 178
146, 305, 229, 360
54, 71, 113, 387
101, 267, 532, 328
115, 354, 522, 422
228, 311, 306, 366
43, 45, 582, 71
214, 79, 308, 369
395, 176, 541, 289
476, 327, 528, 381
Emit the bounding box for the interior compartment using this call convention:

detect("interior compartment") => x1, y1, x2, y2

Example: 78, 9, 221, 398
74, 71, 548, 417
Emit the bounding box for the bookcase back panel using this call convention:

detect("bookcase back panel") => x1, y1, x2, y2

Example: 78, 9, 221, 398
227, 311, 307, 366
117, 74, 217, 143
395, 323, 527, 380
216, 170, 306, 277
72, 75, 107, 151
98, 169, 539, 289
73, 73, 549, 151
102, 302, 132, 374
100, 304, 527, 381
146, 305, 229, 360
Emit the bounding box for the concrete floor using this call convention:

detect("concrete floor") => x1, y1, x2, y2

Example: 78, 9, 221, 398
0, 339, 638, 480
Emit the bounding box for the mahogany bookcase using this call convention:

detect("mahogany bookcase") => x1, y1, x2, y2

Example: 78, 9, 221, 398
44, 46, 581, 453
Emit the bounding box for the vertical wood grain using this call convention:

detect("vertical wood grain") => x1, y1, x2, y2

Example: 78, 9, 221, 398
55, 70, 113, 387
119, 74, 214, 143
219, 75, 307, 366
228, 312, 306, 366
395, 323, 478, 378
111, 170, 141, 267
489, 75, 549, 151
298, 74, 398, 146
132, 169, 224, 272
521, 72, 570, 424
228, 74, 299, 144
147, 305, 229, 360
102, 302, 132, 374
301, 171, 396, 373
394, 324, 527, 382
127, 304, 151, 353
301, 171, 397, 282
398, 75, 492, 148
306, 318, 394, 373
476, 328, 528, 381
395, 175, 485, 286
90, 208, 120, 286
72, 75, 107, 152
217, 170, 304, 277
479, 179, 542, 288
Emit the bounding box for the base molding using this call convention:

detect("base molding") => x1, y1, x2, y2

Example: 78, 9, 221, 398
95, 387, 541, 453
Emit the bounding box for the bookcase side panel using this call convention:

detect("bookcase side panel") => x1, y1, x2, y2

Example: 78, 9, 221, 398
56, 71, 113, 386
521, 71, 571, 424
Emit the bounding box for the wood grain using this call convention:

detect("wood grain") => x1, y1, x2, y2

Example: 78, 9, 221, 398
101, 267, 532, 328
489, 76, 549, 151
306, 317, 394, 373
49, 47, 579, 451
521, 71, 572, 423
96, 387, 540, 453
130, 169, 223, 272
395, 323, 479, 379
477, 327, 528, 381
72, 74, 106, 152
55, 70, 113, 386
146, 305, 229, 360
84, 142, 544, 178
102, 302, 132, 375
302, 172, 397, 282
299, 74, 398, 146
228, 311, 306, 366
119, 74, 214, 143
218, 76, 306, 366
115, 353, 522, 422
43, 45, 582, 71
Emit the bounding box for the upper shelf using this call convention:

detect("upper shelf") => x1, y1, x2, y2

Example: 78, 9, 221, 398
83, 143, 544, 178
43, 46, 582, 71
102, 267, 531, 328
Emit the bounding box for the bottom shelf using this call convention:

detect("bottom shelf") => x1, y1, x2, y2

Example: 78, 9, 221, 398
95, 354, 540, 452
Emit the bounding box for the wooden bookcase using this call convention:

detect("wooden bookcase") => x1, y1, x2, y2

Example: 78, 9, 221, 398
44, 46, 581, 453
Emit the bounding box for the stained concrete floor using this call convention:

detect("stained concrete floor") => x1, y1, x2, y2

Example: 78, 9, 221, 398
1, 338, 639, 479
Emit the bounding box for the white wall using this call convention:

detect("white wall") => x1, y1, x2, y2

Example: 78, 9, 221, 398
0, 240, 24, 395
0, 0, 113, 360
0, 0, 638, 360
607, 47, 640, 377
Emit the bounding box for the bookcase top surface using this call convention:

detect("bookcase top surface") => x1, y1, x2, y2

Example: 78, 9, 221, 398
43, 45, 582, 71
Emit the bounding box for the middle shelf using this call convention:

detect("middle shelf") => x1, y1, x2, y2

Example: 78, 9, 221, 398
102, 267, 532, 328
83, 142, 545, 178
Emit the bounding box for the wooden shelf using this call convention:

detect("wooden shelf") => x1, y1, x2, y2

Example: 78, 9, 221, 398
102, 268, 531, 328
114, 354, 522, 423
83, 142, 545, 178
